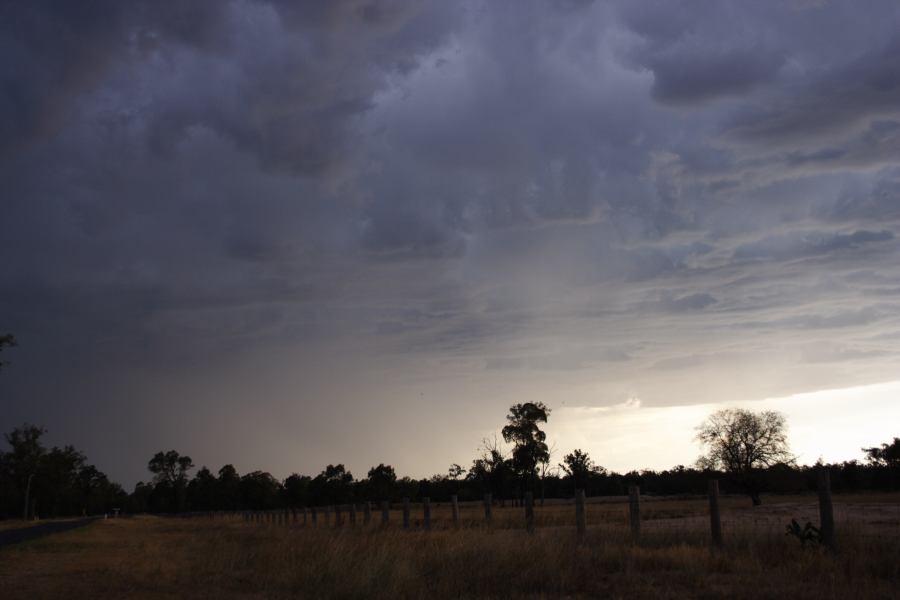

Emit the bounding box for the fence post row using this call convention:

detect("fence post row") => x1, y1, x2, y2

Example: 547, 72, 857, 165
483, 492, 492, 522
349, 503, 357, 526
381, 500, 390, 525
451, 495, 460, 527
628, 485, 641, 541
817, 467, 835, 551
575, 489, 586, 543
708, 480, 723, 548
363, 501, 371, 525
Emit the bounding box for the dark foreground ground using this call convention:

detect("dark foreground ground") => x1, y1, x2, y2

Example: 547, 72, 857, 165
0, 494, 897, 599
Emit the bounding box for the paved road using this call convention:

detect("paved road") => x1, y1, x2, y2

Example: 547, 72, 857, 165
0, 518, 99, 547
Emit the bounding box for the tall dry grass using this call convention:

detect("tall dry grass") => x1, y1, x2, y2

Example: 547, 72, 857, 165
1, 496, 898, 599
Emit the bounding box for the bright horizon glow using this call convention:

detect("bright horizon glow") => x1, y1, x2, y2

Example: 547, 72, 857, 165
546, 380, 900, 474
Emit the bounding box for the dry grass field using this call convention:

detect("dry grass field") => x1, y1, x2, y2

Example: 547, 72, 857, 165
1, 494, 898, 599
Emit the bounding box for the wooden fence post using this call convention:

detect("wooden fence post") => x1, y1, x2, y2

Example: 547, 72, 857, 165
708, 480, 723, 548
302, 507, 307, 526
381, 500, 390, 526
349, 503, 357, 526
334, 504, 342, 527
525, 491, 535, 534
402, 498, 410, 529
818, 467, 835, 551
311, 506, 318, 527
628, 485, 641, 541
363, 502, 371, 525
575, 489, 586, 543
451, 495, 460, 527
483, 492, 493, 523
423, 497, 431, 530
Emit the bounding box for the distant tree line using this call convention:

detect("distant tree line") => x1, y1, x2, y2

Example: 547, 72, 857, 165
125, 404, 900, 514
0, 424, 127, 519
2, 399, 898, 518
126, 448, 900, 515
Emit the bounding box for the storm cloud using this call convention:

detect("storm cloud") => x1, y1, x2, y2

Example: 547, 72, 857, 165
2, 0, 899, 484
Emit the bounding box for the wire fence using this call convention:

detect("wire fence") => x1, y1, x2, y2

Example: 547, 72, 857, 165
178, 472, 900, 549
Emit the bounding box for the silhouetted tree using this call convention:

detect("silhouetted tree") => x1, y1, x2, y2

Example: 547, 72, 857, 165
502, 402, 551, 492
239, 471, 282, 510
76, 464, 122, 516
448, 463, 464, 480
283, 473, 312, 507
863, 437, 900, 467
560, 449, 605, 492
5, 424, 46, 519
187, 466, 217, 511
395, 476, 420, 502
366, 464, 397, 501
310, 464, 353, 504
148, 450, 194, 512
468, 436, 514, 500
34, 445, 85, 517
0, 424, 123, 518
695, 408, 793, 505
217, 464, 241, 510
130, 481, 153, 512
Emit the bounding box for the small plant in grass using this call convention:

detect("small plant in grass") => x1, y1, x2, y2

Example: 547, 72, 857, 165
785, 518, 821, 547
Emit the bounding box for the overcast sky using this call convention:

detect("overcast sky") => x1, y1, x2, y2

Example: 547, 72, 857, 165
2, 0, 899, 487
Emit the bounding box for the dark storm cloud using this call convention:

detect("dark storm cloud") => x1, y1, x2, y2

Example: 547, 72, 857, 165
1, 0, 458, 174
620, 1, 788, 105
3, 0, 900, 483
726, 35, 900, 144
0, 0, 230, 156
